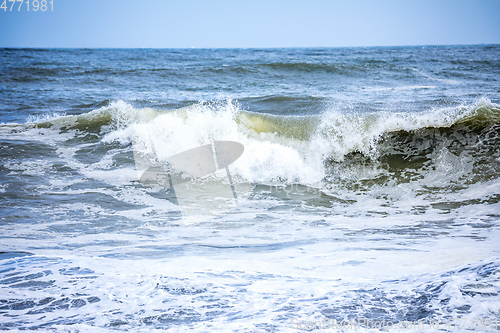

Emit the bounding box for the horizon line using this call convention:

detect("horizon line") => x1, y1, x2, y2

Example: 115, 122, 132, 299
1, 43, 499, 50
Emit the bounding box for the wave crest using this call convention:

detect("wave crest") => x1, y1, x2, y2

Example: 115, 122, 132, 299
12, 97, 500, 187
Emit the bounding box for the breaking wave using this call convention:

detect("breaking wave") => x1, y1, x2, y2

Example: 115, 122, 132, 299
5, 97, 499, 189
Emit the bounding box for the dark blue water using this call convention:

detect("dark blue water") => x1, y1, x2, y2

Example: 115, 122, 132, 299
0, 46, 499, 331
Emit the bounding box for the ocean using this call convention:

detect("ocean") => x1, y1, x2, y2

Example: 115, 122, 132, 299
0, 45, 499, 332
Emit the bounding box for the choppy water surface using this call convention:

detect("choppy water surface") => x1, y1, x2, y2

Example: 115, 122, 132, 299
0, 46, 499, 331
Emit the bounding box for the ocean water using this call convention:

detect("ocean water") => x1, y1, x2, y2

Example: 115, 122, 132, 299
0, 46, 499, 332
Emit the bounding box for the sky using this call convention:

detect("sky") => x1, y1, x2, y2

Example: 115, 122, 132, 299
0, 0, 499, 48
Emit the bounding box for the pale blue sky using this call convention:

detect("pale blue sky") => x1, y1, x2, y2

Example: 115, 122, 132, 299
0, 0, 499, 48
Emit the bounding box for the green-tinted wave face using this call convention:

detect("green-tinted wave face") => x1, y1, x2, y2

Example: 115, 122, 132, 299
328, 122, 499, 191
236, 112, 320, 141
322, 99, 500, 191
